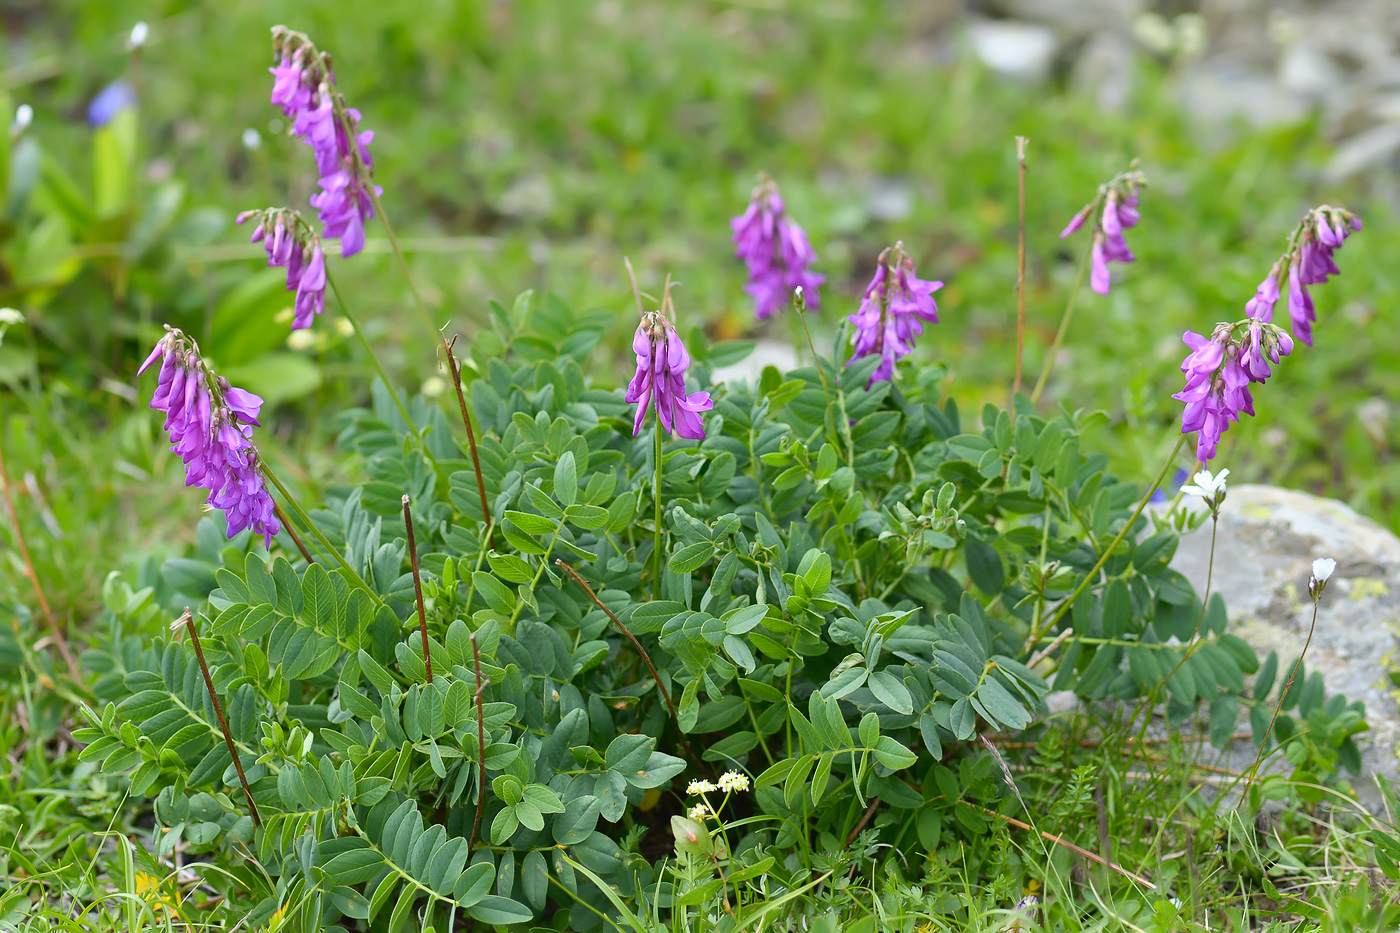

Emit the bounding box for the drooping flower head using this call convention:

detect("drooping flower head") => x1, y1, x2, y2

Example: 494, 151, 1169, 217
1061, 166, 1147, 296
730, 175, 825, 320
1246, 204, 1361, 347
139, 327, 281, 547
1172, 319, 1292, 464
846, 241, 943, 386
267, 27, 380, 258
236, 208, 327, 331
625, 284, 714, 441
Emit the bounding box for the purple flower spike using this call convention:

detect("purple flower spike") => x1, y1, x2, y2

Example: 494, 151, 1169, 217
846, 242, 942, 386
1253, 204, 1360, 345
1172, 319, 1293, 464
731, 177, 825, 319
1060, 168, 1147, 296
238, 208, 327, 332
625, 309, 714, 440
141, 328, 281, 548
267, 28, 379, 258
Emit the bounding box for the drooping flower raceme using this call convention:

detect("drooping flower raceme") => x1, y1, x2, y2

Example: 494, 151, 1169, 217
626, 309, 714, 440
847, 241, 943, 385
1061, 168, 1147, 295
1173, 319, 1293, 464
730, 177, 824, 319
236, 208, 327, 331
1245, 205, 1361, 346
139, 327, 281, 547
267, 27, 380, 258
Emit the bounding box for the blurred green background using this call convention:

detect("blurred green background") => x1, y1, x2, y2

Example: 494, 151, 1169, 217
1, 0, 1395, 627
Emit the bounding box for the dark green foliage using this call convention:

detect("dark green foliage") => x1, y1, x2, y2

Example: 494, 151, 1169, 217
76, 293, 1369, 928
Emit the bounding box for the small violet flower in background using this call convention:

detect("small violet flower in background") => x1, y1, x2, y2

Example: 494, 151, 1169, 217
1246, 205, 1361, 346
236, 208, 327, 331
626, 304, 714, 441
87, 80, 136, 128
1060, 167, 1147, 296
267, 27, 380, 258
730, 176, 824, 319
847, 241, 942, 386
139, 327, 281, 547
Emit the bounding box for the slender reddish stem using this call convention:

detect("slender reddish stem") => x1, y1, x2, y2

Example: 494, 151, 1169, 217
273, 501, 315, 564
444, 337, 491, 532
1014, 136, 1028, 398
468, 631, 488, 848
402, 496, 433, 683
180, 609, 260, 826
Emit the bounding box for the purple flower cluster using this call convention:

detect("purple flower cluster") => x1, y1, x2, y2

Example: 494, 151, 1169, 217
1173, 321, 1293, 463
1245, 206, 1361, 346
1061, 170, 1147, 296
731, 178, 824, 319
237, 209, 326, 331
268, 28, 380, 258
626, 310, 714, 440
139, 328, 281, 547
846, 242, 943, 385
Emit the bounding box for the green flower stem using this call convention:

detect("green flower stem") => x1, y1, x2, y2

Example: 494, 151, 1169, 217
653, 421, 664, 600
261, 460, 379, 602
1042, 433, 1187, 634
1030, 235, 1095, 404
325, 266, 419, 436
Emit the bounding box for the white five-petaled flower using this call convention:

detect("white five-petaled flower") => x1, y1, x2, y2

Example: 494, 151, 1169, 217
717, 770, 750, 793
1312, 557, 1336, 584
687, 804, 709, 821
1181, 468, 1229, 501
1309, 556, 1336, 601
686, 779, 717, 796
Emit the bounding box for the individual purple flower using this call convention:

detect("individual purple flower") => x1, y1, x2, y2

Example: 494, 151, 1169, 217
139, 327, 281, 547
267, 28, 380, 258
88, 80, 136, 128
730, 176, 825, 319
846, 241, 942, 386
1248, 205, 1360, 346
1061, 168, 1147, 296
1172, 320, 1292, 464
238, 208, 327, 331
625, 309, 714, 440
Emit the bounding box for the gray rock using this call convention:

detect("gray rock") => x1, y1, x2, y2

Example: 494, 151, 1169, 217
1172, 484, 1400, 810
1325, 122, 1400, 181
712, 339, 801, 388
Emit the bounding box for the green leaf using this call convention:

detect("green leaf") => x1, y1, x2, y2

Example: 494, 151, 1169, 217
467, 895, 533, 925
1209, 693, 1239, 749
868, 670, 914, 715
627, 751, 687, 789
554, 451, 578, 507
669, 542, 716, 574
872, 735, 917, 770
975, 678, 1030, 730
964, 541, 1004, 595
553, 795, 602, 845
504, 510, 558, 535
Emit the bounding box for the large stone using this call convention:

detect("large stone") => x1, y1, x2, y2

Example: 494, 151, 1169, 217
1172, 484, 1400, 809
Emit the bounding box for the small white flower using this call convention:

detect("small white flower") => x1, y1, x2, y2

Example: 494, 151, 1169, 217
241, 127, 262, 150
717, 770, 750, 793
0, 308, 24, 325
128, 21, 149, 50
687, 804, 709, 821
1180, 468, 1229, 500
1312, 557, 1336, 584
11, 105, 32, 135
686, 779, 717, 796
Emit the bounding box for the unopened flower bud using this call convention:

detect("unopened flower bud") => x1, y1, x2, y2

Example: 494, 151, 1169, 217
11, 104, 32, 138
128, 21, 149, 50
1308, 557, 1335, 601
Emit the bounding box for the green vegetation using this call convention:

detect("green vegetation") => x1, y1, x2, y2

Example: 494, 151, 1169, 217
3, 2, 1400, 930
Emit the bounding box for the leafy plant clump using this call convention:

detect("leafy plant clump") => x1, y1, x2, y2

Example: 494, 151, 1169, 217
69, 25, 1374, 933
80, 290, 1368, 929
